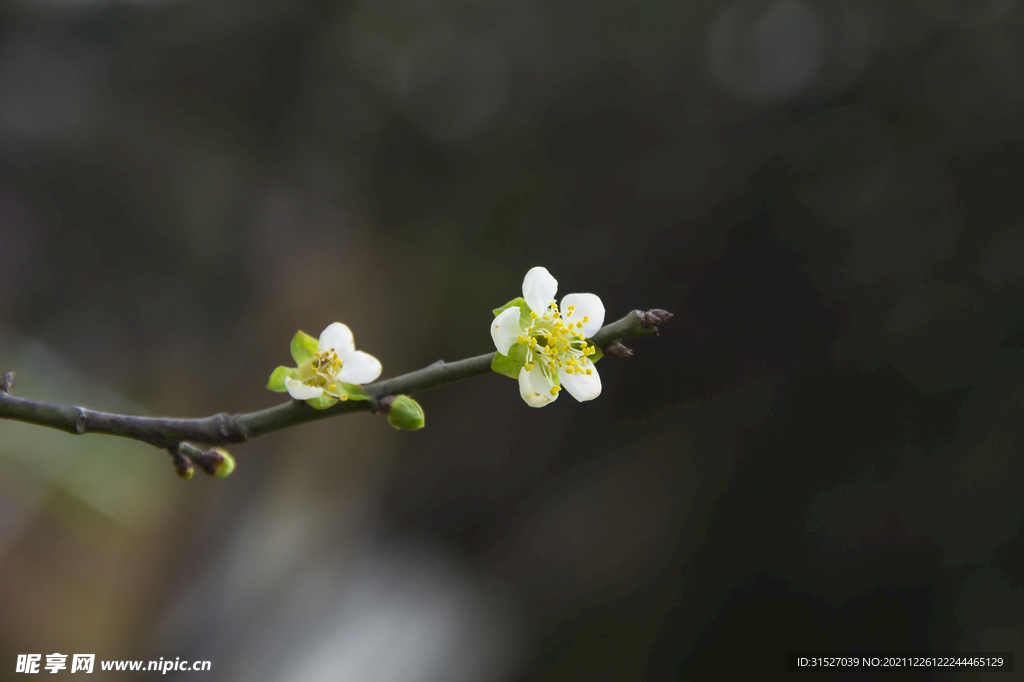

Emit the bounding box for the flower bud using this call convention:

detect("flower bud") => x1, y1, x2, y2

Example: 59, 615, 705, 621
386, 395, 425, 431
179, 442, 236, 478
205, 447, 236, 478
172, 451, 194, 480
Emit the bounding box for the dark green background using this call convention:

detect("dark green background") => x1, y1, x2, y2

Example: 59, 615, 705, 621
0, 0, 1022, 679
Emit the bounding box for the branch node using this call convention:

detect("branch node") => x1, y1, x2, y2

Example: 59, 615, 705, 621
1, 371, 14, 394
375, 395, 397, 416
216, 413, 231, 438
75, 409, 88, 434
603, 340, 633, 358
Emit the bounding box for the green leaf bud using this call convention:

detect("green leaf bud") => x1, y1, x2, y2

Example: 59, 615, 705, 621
179, 442, 236, 478
208, 447, 236, 478
387, 395, 425, 431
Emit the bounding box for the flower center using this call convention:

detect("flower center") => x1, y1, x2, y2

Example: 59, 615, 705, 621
306, 349, 342, 387
515, 301, 596, 390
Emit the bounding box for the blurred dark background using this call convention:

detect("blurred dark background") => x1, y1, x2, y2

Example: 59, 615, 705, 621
1, 0, 1023, 679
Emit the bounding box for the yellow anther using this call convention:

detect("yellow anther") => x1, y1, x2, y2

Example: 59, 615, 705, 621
329, 384, 337, 391
576, 321, 583, 329
549, 386, 560, 396
530, 311, 539, 319
340, 394, 348, 401
586, 369, 593, 375
582, 316, 589, 323
566, 310, 573, 317
578, 332, 585, 340
568, 305, 575, 311
553, 311, 560, 319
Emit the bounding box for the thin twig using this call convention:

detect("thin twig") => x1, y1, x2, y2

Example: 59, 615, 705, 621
0, 310, 670, 452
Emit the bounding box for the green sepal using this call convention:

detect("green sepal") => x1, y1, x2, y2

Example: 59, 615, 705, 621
290, 330, 319, 365
267, 366, 298, 392
587, 343, 604, 364
388, 395, 425, 431
491, 342, 528, 379
327, 382, 371, 401
305, 394, 339, 410
492, 297, 534, 329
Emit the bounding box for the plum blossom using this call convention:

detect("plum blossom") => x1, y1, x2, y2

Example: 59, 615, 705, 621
268, 323, 381, 406
490, 266, 605, 407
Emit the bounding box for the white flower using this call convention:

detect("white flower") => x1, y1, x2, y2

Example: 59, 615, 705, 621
283, 322, 382, 400
491, 266, 605, 407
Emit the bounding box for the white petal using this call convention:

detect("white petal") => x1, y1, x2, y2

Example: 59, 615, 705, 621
522, 266, 558, 316
560, 293, 605, 338
529, 361, 557, 396
559, 359, 602, 402
337, 350, 382, 385
490, 306, 523, 355
318, 322, 355, 355
518, 366, 555, 408
284, 376, 323, 400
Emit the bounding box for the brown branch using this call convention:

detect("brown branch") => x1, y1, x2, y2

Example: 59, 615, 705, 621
0, 310, 672, 455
